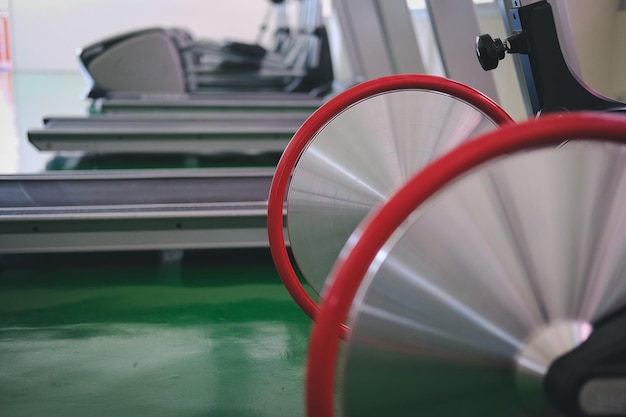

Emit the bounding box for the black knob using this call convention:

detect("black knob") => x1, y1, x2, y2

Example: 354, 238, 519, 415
476, 34, 506, 71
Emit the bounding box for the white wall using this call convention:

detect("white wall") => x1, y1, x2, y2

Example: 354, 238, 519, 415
9, 0, 272, 71
8, 0, 626, 101
613, 10, 626, 101
566, 0, 620, 99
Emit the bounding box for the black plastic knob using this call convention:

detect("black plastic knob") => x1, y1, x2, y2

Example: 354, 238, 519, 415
476, 34, 506, 71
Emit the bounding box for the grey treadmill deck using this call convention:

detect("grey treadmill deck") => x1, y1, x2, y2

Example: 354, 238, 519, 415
99, 94, 324, 113
42, 111, 313, 125
28, 119, 302, 154
0, 168, 281, 253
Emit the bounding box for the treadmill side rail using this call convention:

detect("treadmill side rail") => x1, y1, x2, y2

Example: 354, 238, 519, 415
0, 169, 285, 253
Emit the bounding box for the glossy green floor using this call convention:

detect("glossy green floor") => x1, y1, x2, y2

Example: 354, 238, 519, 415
0, 249, 313, 417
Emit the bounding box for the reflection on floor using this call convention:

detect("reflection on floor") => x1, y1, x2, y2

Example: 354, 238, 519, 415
0, 248, 312, 417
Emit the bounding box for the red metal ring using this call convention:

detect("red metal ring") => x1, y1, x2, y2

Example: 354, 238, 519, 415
306, 112, 626, 417
267, 74, 513, 332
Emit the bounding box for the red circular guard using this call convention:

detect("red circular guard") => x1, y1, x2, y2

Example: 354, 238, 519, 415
267, 74, 513, 332
305, 112, 626, 417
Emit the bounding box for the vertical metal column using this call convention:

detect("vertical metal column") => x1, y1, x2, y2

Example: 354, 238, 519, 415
332, 0, 425, 80
426, 0, 500, 101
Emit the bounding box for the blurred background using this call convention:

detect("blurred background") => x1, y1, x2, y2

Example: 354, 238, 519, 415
0, 0, 625, 174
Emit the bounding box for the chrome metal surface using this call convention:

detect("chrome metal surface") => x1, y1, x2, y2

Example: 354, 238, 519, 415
100, 97, 323, 114
34, 120, 303, 132
332, 0, 424, 79
426, 0, 500, 100
103, 91, 325, 102
287, 89, 500, 294
341, 142, 626, 416
0, 168, 274, 209
28, 120, 299, 154
0, 168, 281, 253
43, 111, 312, 125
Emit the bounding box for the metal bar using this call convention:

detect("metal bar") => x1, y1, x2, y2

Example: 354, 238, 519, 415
0, 168, 274, 207
375, 0, 426, 75
0, 209, 271, 253
426, 0, 500, 101
332, 0, 424, 80
497, 0, 535, 116
43, 111, 313, 124
27, 121, 299, 154
103, 90, 326, 101
0, 168, 284, 253
99, 97, 323, 113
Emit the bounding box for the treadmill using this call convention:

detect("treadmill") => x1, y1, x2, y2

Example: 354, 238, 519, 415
5, 1, 328, 256
0, 168, 281, 254
95, 90, 326, 114
80, 0, 334, 108
27, 116, 306, 155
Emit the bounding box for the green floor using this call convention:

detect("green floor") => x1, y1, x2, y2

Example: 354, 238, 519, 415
0, 249, 312, 417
